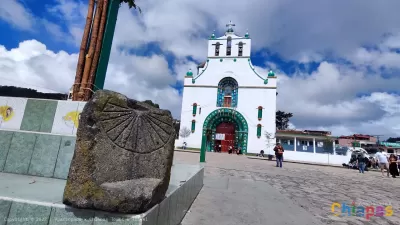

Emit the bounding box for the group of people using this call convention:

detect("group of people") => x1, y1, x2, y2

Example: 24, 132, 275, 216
375, 150, 399, 178
353, 150, 399, 178
214, 144, 242, 155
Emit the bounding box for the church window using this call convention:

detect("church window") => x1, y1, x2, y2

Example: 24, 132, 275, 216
215, 42, 220, 56
191, 120, 196, 133
192, 103, 197, 116
226, 37, 232, 56
216, 77, 238, 107
257, 124, 262, 138
257, 106, 263, 121
238, 42, 243, 56
199, 107, 201, 114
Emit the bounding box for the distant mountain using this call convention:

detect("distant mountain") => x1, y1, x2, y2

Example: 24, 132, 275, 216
0, 86, 68, 100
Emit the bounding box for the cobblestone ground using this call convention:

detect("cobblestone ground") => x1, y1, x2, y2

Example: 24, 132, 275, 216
174, 151, 400, 225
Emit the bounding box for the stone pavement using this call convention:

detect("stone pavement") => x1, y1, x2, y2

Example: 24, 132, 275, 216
174, 152, 400, 225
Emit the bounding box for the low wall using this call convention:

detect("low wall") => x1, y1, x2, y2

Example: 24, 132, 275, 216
280, 151, 350, 165
0, 97, 85, 136
0, 164, 204, 225
0, 130, 75, 179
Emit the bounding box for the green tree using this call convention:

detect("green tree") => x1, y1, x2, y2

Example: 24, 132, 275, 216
143, 100, 160, 108
276, 110, 293, 130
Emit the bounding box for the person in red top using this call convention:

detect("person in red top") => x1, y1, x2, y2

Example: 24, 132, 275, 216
274, 143, 284, 168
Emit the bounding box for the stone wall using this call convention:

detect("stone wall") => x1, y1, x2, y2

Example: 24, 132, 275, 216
0, 97, 82, 179
0, 97, 85, 135
0, 130, 75, 179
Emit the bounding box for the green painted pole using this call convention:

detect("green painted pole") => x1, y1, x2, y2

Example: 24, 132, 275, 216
93, 0, 120, 91
200, 135, 206, 162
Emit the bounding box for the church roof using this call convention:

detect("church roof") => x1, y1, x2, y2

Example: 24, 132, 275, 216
197, 61, 206, 68
217, 33, 242, 39
210, 20, 247, 39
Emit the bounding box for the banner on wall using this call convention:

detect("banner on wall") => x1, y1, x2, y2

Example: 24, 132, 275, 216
72, 102, 86, 135
215, 133, 225, 140
0, 97, 27, 130
51, 101, 84, 135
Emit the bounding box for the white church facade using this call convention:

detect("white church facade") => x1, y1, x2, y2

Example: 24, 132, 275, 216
177, 22, 277, 160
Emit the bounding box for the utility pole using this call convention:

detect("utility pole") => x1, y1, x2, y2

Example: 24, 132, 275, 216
93, 0, 121, 92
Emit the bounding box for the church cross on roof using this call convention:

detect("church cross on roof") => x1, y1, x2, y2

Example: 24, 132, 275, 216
226, 20, 235, 33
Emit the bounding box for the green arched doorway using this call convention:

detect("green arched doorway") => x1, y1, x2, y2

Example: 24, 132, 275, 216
200, 108, 248, 162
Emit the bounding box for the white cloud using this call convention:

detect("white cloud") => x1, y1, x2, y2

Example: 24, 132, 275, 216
0, 0, 35, 31
0, 40, 182, 117
267, 63, 400, 137
1, 0, 400, 138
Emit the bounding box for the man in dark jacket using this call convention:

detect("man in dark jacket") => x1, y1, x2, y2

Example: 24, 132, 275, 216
274, 143, 284, 168
357, 155, 366, 173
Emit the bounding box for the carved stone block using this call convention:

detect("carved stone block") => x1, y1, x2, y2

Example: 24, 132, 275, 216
62, 90, 175, 214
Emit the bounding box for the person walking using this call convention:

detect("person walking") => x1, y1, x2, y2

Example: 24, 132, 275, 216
376, 150, 389, 177
274, 143, 284, 168
356, 155, 366, 173
388, 154, 399, 178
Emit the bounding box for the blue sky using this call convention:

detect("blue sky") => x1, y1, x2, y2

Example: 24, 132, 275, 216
1, 0, 400, 138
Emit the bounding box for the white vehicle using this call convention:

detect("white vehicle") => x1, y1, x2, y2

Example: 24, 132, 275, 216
336, 146, 371, 164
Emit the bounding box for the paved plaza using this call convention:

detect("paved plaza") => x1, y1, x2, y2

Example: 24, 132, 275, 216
174, 151, 400, 225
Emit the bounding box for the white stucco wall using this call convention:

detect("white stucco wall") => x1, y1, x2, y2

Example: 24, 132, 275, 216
283, 151, 350, 166
207, 34, 251, 58
178, 55, 277, 153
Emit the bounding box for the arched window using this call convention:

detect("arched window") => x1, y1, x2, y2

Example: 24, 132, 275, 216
216, 77, 238, 107
226, 37, 232, 56
238, 42, 243, 56
215, 42, 220, 56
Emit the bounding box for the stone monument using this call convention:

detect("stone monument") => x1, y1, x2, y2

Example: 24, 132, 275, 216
63, 90, 175, 214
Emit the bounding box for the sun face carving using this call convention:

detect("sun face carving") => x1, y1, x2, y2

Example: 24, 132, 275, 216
97, 99, 174, 153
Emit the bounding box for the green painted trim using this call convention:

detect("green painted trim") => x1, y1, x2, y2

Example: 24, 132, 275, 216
192, 104, 197, 116
257, 107, 262, 120
191, 120, 196, 132
184, 85, 277, 89
193, 59, 209, 81
208, 56, 249, 59
248, 59, 265, 81
209, 37, 250, 41
200, 135, 206, 162
93, 0, 120, 91
379, 141, 400, 148
257, 124, 262, 137
200, 108, 249, 156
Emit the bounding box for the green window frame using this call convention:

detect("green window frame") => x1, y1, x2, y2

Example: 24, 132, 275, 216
192, 103, 197, 116
257, 124, 262, 138
191, 120, 196, 133
257, 106, 263, 121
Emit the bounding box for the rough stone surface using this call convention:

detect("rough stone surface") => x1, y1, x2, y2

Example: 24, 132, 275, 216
174, 152, 400, 225
62, 90, 175, 214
